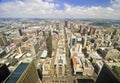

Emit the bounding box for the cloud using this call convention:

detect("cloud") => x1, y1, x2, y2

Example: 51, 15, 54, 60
0, 0, 58, 18
110, 0, 120, 8
44, 0, 54, 2
62, 4, 118, 19
0, 0, 120, 19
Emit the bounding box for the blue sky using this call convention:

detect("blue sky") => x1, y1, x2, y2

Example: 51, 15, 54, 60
0, 0, 120, 19
0, 0, 111, 7
54, 0, 111, 7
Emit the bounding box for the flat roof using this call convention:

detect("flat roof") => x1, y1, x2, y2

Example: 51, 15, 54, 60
77, 79, 94, 83
40, 50, 47, 58
4, 63, 29, 83
54, 54, 67, 65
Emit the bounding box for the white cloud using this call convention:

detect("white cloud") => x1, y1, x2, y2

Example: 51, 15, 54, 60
110, 0, 120, 9
0, 0, 120, 19
44, 0, 54, 2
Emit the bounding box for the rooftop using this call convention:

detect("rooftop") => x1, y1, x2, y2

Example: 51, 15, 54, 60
4, 63, 29, 83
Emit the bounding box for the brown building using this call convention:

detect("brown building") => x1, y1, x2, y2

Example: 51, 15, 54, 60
0, 36, 8, 46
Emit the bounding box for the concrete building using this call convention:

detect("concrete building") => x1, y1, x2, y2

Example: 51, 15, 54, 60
54, 29, 67, 77
42, 61, 51, 77
64, 20, 68, 27
40, 50, 47, 59
96, 62, 120, 83
0, 36, 8, 46
17, 29, 23, 36
54, 54, 67, 76
0, 50, 7, 58
70, 35, 77, 47
4, 61, 42, 83
0, 64, 10, 83
56, 55, 66, 77
101, 49, 120, 59
81, 36, 87, 48
18, 46, 25, 54
89, 51, 102, 63
94, 61, 104, 74
30, 42, 39, 56
72, 56, 83, 74
82, 59, 94, 76
43, 29, 52, 57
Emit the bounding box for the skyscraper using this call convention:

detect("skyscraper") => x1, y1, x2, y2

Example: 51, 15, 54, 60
81, 36, 87, 48
4, 61, 42, 83
64, 20, 68, 27
17, 29, 23, 37
96, 63, 120, 83
70, 35, 77, 47
30, 42, 39, 56
0, 64, 10, 83
0, 36, 8, 46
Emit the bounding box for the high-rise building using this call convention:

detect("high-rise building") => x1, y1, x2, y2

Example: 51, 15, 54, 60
70, 35, 77, 47
81, 36, 87, 48
0, 36, 8, 46
30, 42, 39, 56
17, 29, 23, 36
4, 61, 42, 83
43, 29, 52, 57
111, 29, 117, 39
83, 28, 87, 35
88, 27, 92, 35
78, 25, 82, 33
64, 21, 68, 27
0, 64, 10, 83
92, 28, 96, 34
96, 63, 120, 83
55, 55, 67, 77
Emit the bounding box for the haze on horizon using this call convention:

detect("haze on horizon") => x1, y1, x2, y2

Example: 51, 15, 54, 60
0, 0, 120, 19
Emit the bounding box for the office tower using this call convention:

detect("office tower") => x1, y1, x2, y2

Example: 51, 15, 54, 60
92, 28, 96, 34
111, 29, 117, 39
4, 61, 42, 83
112, 29, 117, 35
89, 27, 92, 35
96, 63, 120, 83
43, 29, 52, 57
56, 57, 66, 77
55, 55, 66, 77
70, 35, 77, 47
17, 29, 23, 36
83, 26, 89, 35
0, 36, 8, 46
64, 20, 68, 27
83, 28, 87, 35
0, 64, 10, 83
81, 36, 87, 48
76, 44, 82, 53
30, 42, 39, 56
78, 25, 82, 33
56, 23, 60, 30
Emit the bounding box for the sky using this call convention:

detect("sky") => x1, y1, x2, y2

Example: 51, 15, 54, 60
0, 0, 120, 19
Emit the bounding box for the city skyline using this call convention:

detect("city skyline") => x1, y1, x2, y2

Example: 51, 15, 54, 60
0, 0, 120, 19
